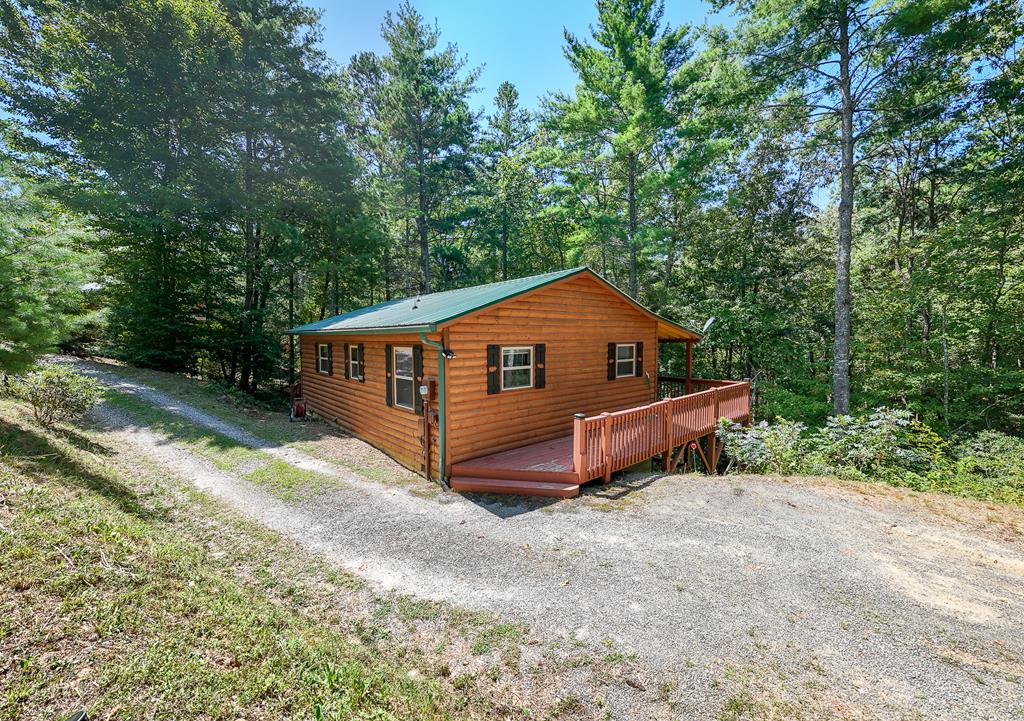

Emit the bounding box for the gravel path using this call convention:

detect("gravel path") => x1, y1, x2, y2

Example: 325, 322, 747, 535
79, 361, 1024, 720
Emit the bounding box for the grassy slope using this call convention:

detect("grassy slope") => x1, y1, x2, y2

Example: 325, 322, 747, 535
0, 401, 539, 721
91, 360, 425, 489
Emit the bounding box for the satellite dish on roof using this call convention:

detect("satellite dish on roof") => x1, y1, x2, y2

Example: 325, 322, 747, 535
702, 316, 715, 333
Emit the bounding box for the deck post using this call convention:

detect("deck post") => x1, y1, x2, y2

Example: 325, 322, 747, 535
661, 399, 672, 471
708, 389, 720, 475
685, 341, 693, 395
573, 413, 587, 484
601, 412, 613, 484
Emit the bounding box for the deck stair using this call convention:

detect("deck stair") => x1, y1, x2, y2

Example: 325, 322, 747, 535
448, 476, 580, 497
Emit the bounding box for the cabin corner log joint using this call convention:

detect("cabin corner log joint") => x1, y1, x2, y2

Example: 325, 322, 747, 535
288, 267, 750, 498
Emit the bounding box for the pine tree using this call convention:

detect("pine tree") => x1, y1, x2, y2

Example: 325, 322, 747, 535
545, 0, 692, 298
351, 2, 478, 294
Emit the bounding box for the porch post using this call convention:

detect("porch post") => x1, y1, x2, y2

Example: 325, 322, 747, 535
708, 388, 720, 475
685, 341, 693, 395
661, 399, 672, 471
573, 413, 587, 484
601, 412, 613, 484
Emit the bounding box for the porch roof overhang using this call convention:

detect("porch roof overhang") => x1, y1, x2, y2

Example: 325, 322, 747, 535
655, 320, 701, 343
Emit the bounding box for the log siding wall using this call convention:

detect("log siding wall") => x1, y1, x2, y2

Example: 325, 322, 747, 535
443, 273, 658, 468
299, 333, 441, 476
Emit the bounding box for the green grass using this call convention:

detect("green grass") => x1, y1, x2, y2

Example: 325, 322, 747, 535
94, 361, 305, 447
102, 388, 263, 472
102, 388, 342, 501
0, 403, 494, 721
471, 622, 527, 669
244, 459, 340, 502
94, 360, 426, 489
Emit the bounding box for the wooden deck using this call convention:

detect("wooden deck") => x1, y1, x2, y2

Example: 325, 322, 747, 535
449, 435, 579, 497
449, 379, 751, 498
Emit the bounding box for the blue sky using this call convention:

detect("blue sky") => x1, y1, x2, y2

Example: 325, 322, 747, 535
316, 0, 729, 115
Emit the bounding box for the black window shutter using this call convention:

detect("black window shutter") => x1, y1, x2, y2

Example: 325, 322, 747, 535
413, 345, 424, 416
384, 344, 393, 406
534, 343, 546, 389
327, 343, 334, 376
486, 344, 500, 395
635, 341, 644, 377
607, 342, 616, 380
343, 342, 350, 379
357, 343, 365, 382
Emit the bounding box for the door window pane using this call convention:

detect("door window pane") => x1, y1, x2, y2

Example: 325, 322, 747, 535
393, 346, 415, 409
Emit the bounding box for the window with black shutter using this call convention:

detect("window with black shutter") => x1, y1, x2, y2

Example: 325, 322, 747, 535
346, 343, 362, 380
500, 346, 533, 390
413, 345, 424, 416
486, 344, 547, 393
317, 343, 330, 375
392, 345, 416, 411
486, 344, 500, 395
611, 343, 640, 379
385, 344, 393, 406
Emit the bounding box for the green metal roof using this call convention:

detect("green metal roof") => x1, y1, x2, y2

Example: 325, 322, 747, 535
287, 266, 701, 341
287, 267, 587, 335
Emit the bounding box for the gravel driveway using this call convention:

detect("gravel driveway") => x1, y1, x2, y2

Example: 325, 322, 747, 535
78, 360, 1024, 721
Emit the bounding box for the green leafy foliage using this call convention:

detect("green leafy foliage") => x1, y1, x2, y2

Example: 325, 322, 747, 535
719, 409, 1024, 506
716, 418, 807, 475
0, 163, 94, 372
9, 364, 101, 427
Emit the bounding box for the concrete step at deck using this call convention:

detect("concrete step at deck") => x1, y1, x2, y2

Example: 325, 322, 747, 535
449, 476, 580, 498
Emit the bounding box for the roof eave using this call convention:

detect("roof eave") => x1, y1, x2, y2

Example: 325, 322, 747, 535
286, 323, 437, 336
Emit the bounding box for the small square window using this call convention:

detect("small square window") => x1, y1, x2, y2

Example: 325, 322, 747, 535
317, 344, 330, 374
393, 346, 415, 410
501, 346, 533, 390
615, 343, 635, 378
348, 344, 361, 380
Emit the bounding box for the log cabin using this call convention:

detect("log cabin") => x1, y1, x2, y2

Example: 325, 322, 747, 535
288, 267, 750, 498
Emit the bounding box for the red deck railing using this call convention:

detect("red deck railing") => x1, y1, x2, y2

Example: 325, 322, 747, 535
571, 380, 750, 484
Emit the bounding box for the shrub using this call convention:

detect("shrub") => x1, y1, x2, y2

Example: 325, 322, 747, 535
717, 417, 807, 475
717, 406, 1024, 507
815, 408, 944, 474
953, 431, 1024, 486
10, 364, 101, 426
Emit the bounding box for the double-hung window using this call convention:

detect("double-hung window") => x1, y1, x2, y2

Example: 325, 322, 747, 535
392, 346, 415, 410
348, 344, 361, 380
615, 343, 636, 378
317, 343, 330, 374
501, 346, 533, 390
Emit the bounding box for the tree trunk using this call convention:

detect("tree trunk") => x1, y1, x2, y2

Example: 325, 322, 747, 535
832, 10, 855, 416
288, 272, 295, 386
941, 303, 950, 431
627, 153, 638, 299
501, 214, 509, 281
416, 134, 430, 294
